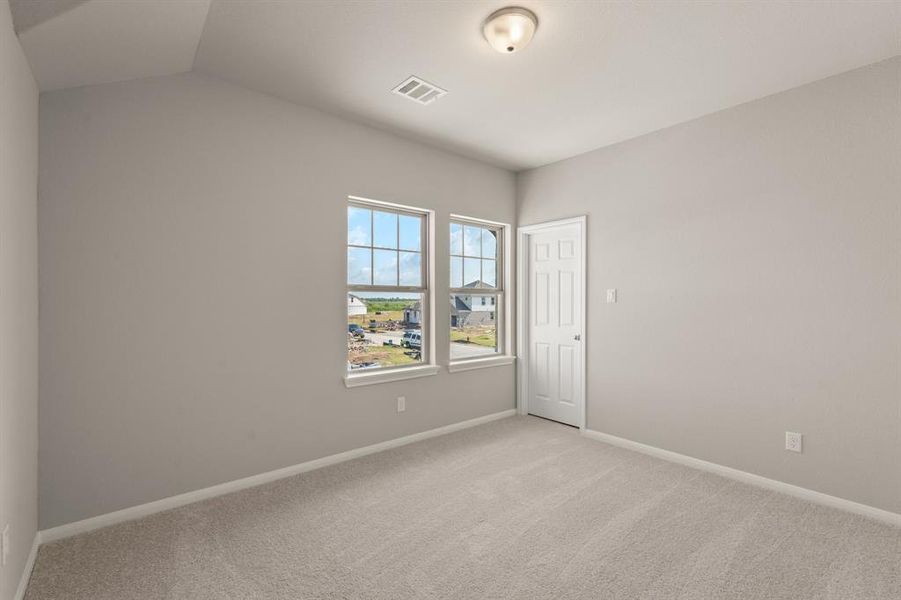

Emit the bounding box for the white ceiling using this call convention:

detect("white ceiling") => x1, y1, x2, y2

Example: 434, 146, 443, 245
12, 0, 901, 170
9, 0, 89, 33
14, 0, 210, 91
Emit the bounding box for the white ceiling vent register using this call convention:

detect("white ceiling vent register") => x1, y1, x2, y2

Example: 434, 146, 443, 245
392, 76, 447, 105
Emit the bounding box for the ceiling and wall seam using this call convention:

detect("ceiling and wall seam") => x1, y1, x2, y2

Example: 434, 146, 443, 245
189, 0, 214, 73
187, 70, 519, 180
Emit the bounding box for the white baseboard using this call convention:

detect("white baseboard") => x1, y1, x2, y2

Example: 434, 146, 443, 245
14, 533, 40, 600
40, 409, 517, 544
582, 428, 901, 528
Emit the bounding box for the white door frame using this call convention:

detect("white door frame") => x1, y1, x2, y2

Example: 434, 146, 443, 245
516, 215, 587, 430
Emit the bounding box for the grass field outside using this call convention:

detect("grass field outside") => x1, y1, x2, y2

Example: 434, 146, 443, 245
360, 299, 411, 312
348, 310, 405, 329
349, 342, 419, 368
450, 326, 497, 349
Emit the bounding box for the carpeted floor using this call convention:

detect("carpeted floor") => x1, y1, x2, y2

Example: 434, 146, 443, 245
26, 416, 901, 599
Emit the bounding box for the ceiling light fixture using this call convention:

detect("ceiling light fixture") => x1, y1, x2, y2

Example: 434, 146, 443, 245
483, 7, 538, 54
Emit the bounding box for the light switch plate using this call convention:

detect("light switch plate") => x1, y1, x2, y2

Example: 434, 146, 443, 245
397, 396, 406, 413
606, 289, 617, 303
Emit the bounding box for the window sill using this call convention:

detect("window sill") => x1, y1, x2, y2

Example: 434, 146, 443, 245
447, 355, 516, 373
344, 364, 440, 388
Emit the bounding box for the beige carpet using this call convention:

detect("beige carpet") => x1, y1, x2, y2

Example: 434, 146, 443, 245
26, 416, 901, 599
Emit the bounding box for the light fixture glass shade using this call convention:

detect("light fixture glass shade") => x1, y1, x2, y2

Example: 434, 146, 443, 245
483, 7, 538, 54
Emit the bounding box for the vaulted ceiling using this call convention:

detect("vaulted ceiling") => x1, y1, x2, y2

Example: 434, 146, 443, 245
12, 0, 901, 170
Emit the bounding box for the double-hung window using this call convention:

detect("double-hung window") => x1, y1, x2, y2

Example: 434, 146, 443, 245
346, 198, 431, 377
449, 218, 505, 361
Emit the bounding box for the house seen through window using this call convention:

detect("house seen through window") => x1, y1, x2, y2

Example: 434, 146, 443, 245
450, 220, 503, 361
347, 200, 427, 372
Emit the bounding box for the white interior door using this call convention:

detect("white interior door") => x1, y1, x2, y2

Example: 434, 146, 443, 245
526, 223, 583, 427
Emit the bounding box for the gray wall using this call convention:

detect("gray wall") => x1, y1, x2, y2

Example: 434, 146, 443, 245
0, 1, 38, 597
38, 72, 516, 529
518, 57, 901, 513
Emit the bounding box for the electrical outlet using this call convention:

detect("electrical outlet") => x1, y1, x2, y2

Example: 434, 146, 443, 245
2, 523, 9, 566
397, 396, 406, 413
785, 431, 803, 453
606, 289, 617, 303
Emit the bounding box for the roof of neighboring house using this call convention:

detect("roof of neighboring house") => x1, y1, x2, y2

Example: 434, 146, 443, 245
405, 301, 422, 311
347, 293, 367, 305
450, 296, 471, 316
463, 280, 493, 289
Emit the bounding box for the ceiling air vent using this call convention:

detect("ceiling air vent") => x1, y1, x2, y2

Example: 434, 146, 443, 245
392, 76, 447, 105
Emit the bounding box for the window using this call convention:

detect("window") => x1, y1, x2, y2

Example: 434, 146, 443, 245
347, 199, 429, 374
450, 219, 504, 361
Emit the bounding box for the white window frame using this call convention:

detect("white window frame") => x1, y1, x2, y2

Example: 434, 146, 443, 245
344, 196, 438, 388
448, 215, 515, 373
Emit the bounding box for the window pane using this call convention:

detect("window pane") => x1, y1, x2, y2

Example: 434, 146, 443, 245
450, 256, 463, 288
463, 225, 482, 257
463, 257, 481, 287
398, 214, 421, 251
373, 211, 398, 249
373, 249, 398, 286
450, 293, 498, 360
399, 251, 421, 286
450, 222, 463, 255
349, 292, 424, 370
347, 247, 371, 285
481, 259, 497, 287
347, 206, 371, 246
481, 228, 497, 259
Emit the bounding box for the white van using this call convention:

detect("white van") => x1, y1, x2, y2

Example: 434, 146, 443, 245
401, 330, 422, 350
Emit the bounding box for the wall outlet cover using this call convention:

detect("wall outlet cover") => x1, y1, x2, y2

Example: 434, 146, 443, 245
785, 431, 803, 453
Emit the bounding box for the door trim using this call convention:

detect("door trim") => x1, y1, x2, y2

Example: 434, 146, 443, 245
516, 216, 587, 430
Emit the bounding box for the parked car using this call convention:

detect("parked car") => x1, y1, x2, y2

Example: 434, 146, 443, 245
401, 330, 422, 349
348, 324, 365, 339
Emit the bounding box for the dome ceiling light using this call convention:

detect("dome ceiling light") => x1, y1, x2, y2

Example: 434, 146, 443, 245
482, 7, 538, 54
